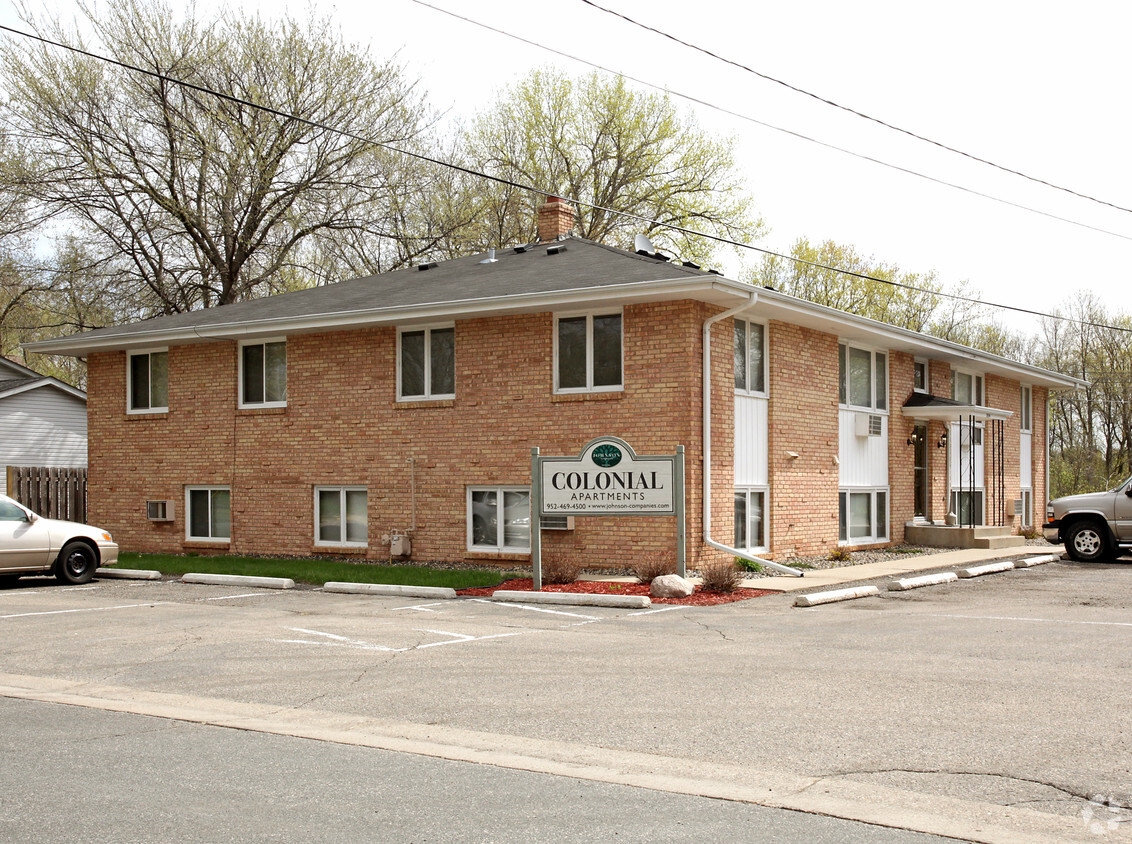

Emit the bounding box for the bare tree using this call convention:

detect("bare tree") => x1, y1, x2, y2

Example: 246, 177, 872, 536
1, 0, 447, 316
454, 68, 764, 266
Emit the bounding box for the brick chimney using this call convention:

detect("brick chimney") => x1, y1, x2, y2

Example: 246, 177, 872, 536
536, 195, 575, 242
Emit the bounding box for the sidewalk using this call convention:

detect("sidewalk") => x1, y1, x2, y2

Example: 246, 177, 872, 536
582, 544, 1063, 594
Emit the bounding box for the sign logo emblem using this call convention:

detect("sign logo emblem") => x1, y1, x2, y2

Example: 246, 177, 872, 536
591, 443, 622, 468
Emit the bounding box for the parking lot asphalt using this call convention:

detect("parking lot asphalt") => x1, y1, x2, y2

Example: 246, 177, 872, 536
2, 550, 1131, 843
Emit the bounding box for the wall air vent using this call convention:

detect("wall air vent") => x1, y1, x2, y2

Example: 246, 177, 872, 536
546, 244, 567, 255
854, 414, 883, 437
541, 514, 574, 531
146, 500, 174, 522
417, 261, 438, 272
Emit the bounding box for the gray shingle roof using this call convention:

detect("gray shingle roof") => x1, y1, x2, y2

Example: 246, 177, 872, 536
35, 237, 707, 349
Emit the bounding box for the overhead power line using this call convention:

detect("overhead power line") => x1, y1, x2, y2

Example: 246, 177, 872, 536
577, 0, 1132, 217
408, 0, 1132, 244
1, 22, 1130, 338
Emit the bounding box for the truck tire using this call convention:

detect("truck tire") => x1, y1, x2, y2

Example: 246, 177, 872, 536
1064, 520, 1110, 563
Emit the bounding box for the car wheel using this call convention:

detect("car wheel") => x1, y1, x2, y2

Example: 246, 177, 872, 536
55, 541, 98, 584
1065, 521, 1110, 563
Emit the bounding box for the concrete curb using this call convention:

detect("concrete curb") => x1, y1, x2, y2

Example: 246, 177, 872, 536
794, 586, 880, 607
887, 572, 959, 591
492, 590, 650, 609
956, 561, 1015, 579
181, 573, 295, 589
96, 567, 162, 580
323, 582, 457, 600
1013, 554, 1060, 568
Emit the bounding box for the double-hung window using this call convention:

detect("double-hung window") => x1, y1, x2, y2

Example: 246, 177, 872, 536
555, 312, 622, 393
240, 340, 287, 408
838, 344, 887, 411
399, 326, 455, 400
186, 486, 230, 542
128, 350, 168, 413
734, 488, 767, 551
315, 487, 367, 547
839, 489, 888, 544
913, 358, 929, 394
468, 486, 530, 552
952, 370, 984, 406
1020, 385, 1032, 432
734, 319, 766, 394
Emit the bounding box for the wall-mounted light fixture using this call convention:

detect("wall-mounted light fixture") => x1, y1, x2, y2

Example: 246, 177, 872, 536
907, 431, 923, 446
937, 431, 949, 449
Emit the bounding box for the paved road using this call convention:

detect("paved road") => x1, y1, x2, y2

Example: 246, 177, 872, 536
1, 557, 1130, 842
0, 697, 956, 843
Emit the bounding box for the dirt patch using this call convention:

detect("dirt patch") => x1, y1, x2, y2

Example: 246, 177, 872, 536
457, 578, 775, 605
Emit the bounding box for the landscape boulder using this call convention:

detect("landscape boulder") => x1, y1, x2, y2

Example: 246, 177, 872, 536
651, 574, 694, 598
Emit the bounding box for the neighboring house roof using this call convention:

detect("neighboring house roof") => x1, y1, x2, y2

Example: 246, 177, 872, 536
0, 358, 86, 403
21, 236, 1082, 392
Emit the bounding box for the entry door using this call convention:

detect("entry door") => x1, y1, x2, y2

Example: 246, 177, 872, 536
913, 423, 929, 519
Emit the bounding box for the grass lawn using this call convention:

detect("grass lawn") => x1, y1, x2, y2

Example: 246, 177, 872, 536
116, 552, 508, 590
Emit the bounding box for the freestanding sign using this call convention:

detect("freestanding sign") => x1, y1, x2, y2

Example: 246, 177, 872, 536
530, 437, 685, 590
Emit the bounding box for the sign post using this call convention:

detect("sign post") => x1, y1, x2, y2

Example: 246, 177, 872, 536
531, 437, 685, 589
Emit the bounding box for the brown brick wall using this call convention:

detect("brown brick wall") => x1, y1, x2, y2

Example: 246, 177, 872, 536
87, 302, 722, 570
766, 321, 840, 558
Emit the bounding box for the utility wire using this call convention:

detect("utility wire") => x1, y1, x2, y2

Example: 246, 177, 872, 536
577, 0, 1132, 217
1, 22, 1130, 337
408, 0, 1132, 244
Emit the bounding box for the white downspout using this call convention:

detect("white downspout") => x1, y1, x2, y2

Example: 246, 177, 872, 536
703, 293, 803, 577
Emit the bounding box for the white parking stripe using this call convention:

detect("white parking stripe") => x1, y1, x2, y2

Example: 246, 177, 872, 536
923, 612, 1132, 628
202, 592, 271, 601
0, 603, 166, 619
469, 598, 598, 620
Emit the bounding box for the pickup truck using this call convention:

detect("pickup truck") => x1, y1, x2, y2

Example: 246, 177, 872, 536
1044, 476, 1132, 562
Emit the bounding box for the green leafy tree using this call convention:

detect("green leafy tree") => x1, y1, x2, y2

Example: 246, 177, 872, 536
1, 0, 448, 315
455, 68, 764, 266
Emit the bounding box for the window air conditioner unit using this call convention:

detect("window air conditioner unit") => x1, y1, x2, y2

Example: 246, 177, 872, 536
854, 414, 883, 437
541, 514, 575, 531
146, 500, 174, 522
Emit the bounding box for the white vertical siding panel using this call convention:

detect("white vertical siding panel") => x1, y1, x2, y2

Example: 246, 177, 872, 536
949, 422, 985, 489
838, 409, 888, 487
734, 395, 768, 486
1020, 433, 1032, 488
0, 389, 88, 496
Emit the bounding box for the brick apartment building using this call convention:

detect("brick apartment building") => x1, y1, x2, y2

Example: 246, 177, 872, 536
25, 199, 1078, 570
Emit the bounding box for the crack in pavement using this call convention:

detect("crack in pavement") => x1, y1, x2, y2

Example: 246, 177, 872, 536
684, 614, 734, 642
817, 767, 1106, 803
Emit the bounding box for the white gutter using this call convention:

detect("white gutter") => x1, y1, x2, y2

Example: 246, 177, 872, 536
703, 293, 803, 577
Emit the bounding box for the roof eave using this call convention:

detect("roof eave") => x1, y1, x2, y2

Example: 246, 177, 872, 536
22, 277, 751, 357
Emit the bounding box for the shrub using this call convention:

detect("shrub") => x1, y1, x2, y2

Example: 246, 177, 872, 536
1019, 527, 1044, 540
541, 552, 583, 585
633, 554, 677, 584
699, 559, 743, 593
828, 547, 852, 563
735, 556, 764, 573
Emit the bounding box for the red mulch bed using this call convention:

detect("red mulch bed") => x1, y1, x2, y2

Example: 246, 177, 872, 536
457, 578, 775, 605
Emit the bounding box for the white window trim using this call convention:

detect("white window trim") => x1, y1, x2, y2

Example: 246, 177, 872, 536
948, 488, 986, 526
466, 485, 531, 553
313, 486, 368, 548
238, 337, 288, 409
126, 348, 169, 415
734, 318, 769, 397
1020, 385, 1033, 433
1020, 487, 1034, 528
397, 323, 456, 401
839, 342, 889, 413
838, 487, 890, 546
951, 367, 985, 407
734, 486, 769, 553
913, 358, 929, 394
553, 310, 624, 395
185, 486, 231, 543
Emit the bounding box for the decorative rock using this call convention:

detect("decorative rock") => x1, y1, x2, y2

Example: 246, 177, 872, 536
651, 574, 694, 599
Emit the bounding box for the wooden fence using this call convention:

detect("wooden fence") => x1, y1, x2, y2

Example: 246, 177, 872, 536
5, 466, 87, 523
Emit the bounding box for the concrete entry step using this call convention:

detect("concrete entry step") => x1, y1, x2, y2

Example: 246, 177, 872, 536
904, 523, 1026, 550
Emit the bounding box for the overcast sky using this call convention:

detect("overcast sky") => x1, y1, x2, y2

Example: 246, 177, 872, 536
4, 0, 1129, 336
